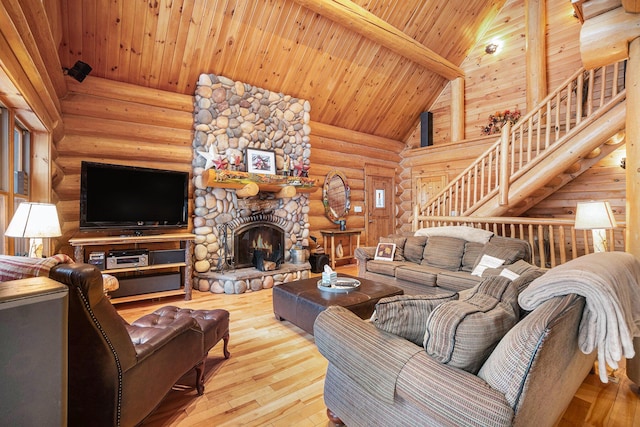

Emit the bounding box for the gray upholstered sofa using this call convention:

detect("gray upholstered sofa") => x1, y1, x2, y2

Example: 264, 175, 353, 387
315, 251, 640, 426
355, 226, 532, 295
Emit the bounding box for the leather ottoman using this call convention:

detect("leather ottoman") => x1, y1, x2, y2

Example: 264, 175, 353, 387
272, 275, 403, 335
132, 306, 230, 393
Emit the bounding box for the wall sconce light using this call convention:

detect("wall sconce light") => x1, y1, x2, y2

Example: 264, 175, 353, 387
485, 43, 498, 54
63, 60, 92, 82
574, 201, 617, 252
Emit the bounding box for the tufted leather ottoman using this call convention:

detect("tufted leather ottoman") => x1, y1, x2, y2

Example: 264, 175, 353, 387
132, 306, 230, 394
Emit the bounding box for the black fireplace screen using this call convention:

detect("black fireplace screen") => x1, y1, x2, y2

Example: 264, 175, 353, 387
234, 223, 285, 269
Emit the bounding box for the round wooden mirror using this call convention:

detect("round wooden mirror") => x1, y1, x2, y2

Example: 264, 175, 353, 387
323, 170, 351, 224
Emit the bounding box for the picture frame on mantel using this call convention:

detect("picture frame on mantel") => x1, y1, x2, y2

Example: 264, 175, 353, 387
246, 148, 276, 175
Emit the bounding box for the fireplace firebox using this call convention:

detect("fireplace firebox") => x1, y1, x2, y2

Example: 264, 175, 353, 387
234, 222, 285, 269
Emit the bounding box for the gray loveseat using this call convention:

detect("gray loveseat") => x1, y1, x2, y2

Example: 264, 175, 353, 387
355, 226, 531, 295
315, 251, 640, 426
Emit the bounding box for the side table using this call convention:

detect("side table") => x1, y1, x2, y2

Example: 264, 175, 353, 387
320, 228, 364, 269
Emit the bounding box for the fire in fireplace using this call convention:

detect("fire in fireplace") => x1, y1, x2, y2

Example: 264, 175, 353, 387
234, 222, 285, 269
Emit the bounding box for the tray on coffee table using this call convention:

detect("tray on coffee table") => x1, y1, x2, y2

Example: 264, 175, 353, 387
317, 277, 361, 293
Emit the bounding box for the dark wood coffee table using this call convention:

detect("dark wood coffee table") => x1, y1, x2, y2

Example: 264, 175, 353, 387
272, 275, 403, 335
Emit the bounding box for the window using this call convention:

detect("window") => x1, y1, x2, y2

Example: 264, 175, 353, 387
0, 104, 32, 255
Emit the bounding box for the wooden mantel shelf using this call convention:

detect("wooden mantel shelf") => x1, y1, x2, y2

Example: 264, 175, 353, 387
202, 169, 318, 198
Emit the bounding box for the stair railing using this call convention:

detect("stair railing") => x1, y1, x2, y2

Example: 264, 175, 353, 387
421, 59, 627, 217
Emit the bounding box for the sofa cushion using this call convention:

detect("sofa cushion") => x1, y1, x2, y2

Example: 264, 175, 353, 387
394, 264, 441, 287
371, 293, 458, 345
403, 236, 428, 263
421, 236, 466, 271
436, 270, 483, 292
461, 242, 484, 272
423, 276, 519, 374
380, 235, 407, 261
366, 260, 407, 276
474, 236, 529, 269
478, 294, 584, 408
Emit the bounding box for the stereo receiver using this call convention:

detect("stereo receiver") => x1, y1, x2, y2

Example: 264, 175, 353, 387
106, 249, 149, 269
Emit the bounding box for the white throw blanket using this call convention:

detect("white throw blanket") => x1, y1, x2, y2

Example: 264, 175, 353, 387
518, 252, 640, 383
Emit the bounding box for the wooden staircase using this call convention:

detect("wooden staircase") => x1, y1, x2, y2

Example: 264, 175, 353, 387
421, 60, 627, 218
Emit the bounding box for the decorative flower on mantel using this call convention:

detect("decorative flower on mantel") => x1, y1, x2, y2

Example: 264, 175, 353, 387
213, 155, 229, 170
480, 109, 521, 135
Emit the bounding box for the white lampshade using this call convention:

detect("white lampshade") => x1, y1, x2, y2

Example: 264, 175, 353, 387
574, 201, 617, 230
5, 202, 62, 238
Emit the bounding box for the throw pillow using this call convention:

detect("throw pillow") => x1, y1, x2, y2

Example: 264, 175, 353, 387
423, 275, 519, 374
380, 235, 407, 261
471, 254, 505, 277
371, 293, 459, 345
414, 226, 494, 244
479, 259, 546, 293
461, 242, 484, 272
473, 237, 529, 269
374, 242, 397, 261
404, 236, 428, 263
421, 236, 466, 271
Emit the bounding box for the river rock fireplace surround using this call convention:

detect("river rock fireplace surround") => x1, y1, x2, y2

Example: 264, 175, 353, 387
191, 73, 312, 294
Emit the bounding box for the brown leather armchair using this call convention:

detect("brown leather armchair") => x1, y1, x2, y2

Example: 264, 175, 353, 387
49, 262, 229, 427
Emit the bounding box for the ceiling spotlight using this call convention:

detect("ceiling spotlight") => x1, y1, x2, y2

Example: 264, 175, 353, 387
485, 43, 498, 55
63, 60, 92, 82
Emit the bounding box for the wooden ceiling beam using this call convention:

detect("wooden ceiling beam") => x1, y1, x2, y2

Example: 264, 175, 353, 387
580, 5, 640, 69
290, 0, 464, 80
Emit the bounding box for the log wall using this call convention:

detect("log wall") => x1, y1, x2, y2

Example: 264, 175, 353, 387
54, 76, 403, 253
399, 0, 625, 231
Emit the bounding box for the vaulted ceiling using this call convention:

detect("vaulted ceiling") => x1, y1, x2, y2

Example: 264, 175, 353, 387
57, 0, 506, 141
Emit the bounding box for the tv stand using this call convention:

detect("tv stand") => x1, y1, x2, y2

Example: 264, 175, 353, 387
69, 232, 196, 303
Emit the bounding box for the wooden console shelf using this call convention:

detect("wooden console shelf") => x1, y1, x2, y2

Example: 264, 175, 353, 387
202, 169, 318, 198
320, 229, 364, 270
69, 232, 195, 303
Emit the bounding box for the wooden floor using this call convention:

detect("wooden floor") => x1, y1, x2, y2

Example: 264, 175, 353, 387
115, 264, 640, 427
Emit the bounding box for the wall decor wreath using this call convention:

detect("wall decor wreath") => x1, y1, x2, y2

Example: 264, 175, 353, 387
480, 109, 521, 135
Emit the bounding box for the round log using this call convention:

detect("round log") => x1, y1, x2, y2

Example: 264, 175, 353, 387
236, 182, 260, 198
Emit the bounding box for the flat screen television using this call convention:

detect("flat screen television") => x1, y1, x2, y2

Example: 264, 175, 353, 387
80, 161, 189, 233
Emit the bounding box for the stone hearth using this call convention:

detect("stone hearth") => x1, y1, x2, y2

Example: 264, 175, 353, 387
197, 262, 311, 294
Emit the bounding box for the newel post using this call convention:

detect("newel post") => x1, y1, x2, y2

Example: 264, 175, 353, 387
498, 122, 512, 206
626, 37, 640, 257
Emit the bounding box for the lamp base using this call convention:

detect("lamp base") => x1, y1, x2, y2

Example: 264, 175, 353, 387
592, 229, 607, 253
28, 238, 43, 258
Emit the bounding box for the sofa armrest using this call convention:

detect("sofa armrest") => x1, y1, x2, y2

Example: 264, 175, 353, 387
49, 262, 105, 305
354, 246, 376, 277
314, 305, 423, 403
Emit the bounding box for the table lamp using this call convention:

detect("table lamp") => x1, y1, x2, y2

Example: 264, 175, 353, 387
5, 202, 62, 257
574, 201, 617, 252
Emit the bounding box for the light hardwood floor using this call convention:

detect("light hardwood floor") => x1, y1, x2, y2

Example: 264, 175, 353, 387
115, 264, 640, 427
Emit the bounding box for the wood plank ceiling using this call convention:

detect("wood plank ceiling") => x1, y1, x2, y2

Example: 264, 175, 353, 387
57, 0, 505, 141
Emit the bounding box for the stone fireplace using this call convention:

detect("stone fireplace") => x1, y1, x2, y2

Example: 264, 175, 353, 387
191, 74, 312, 294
